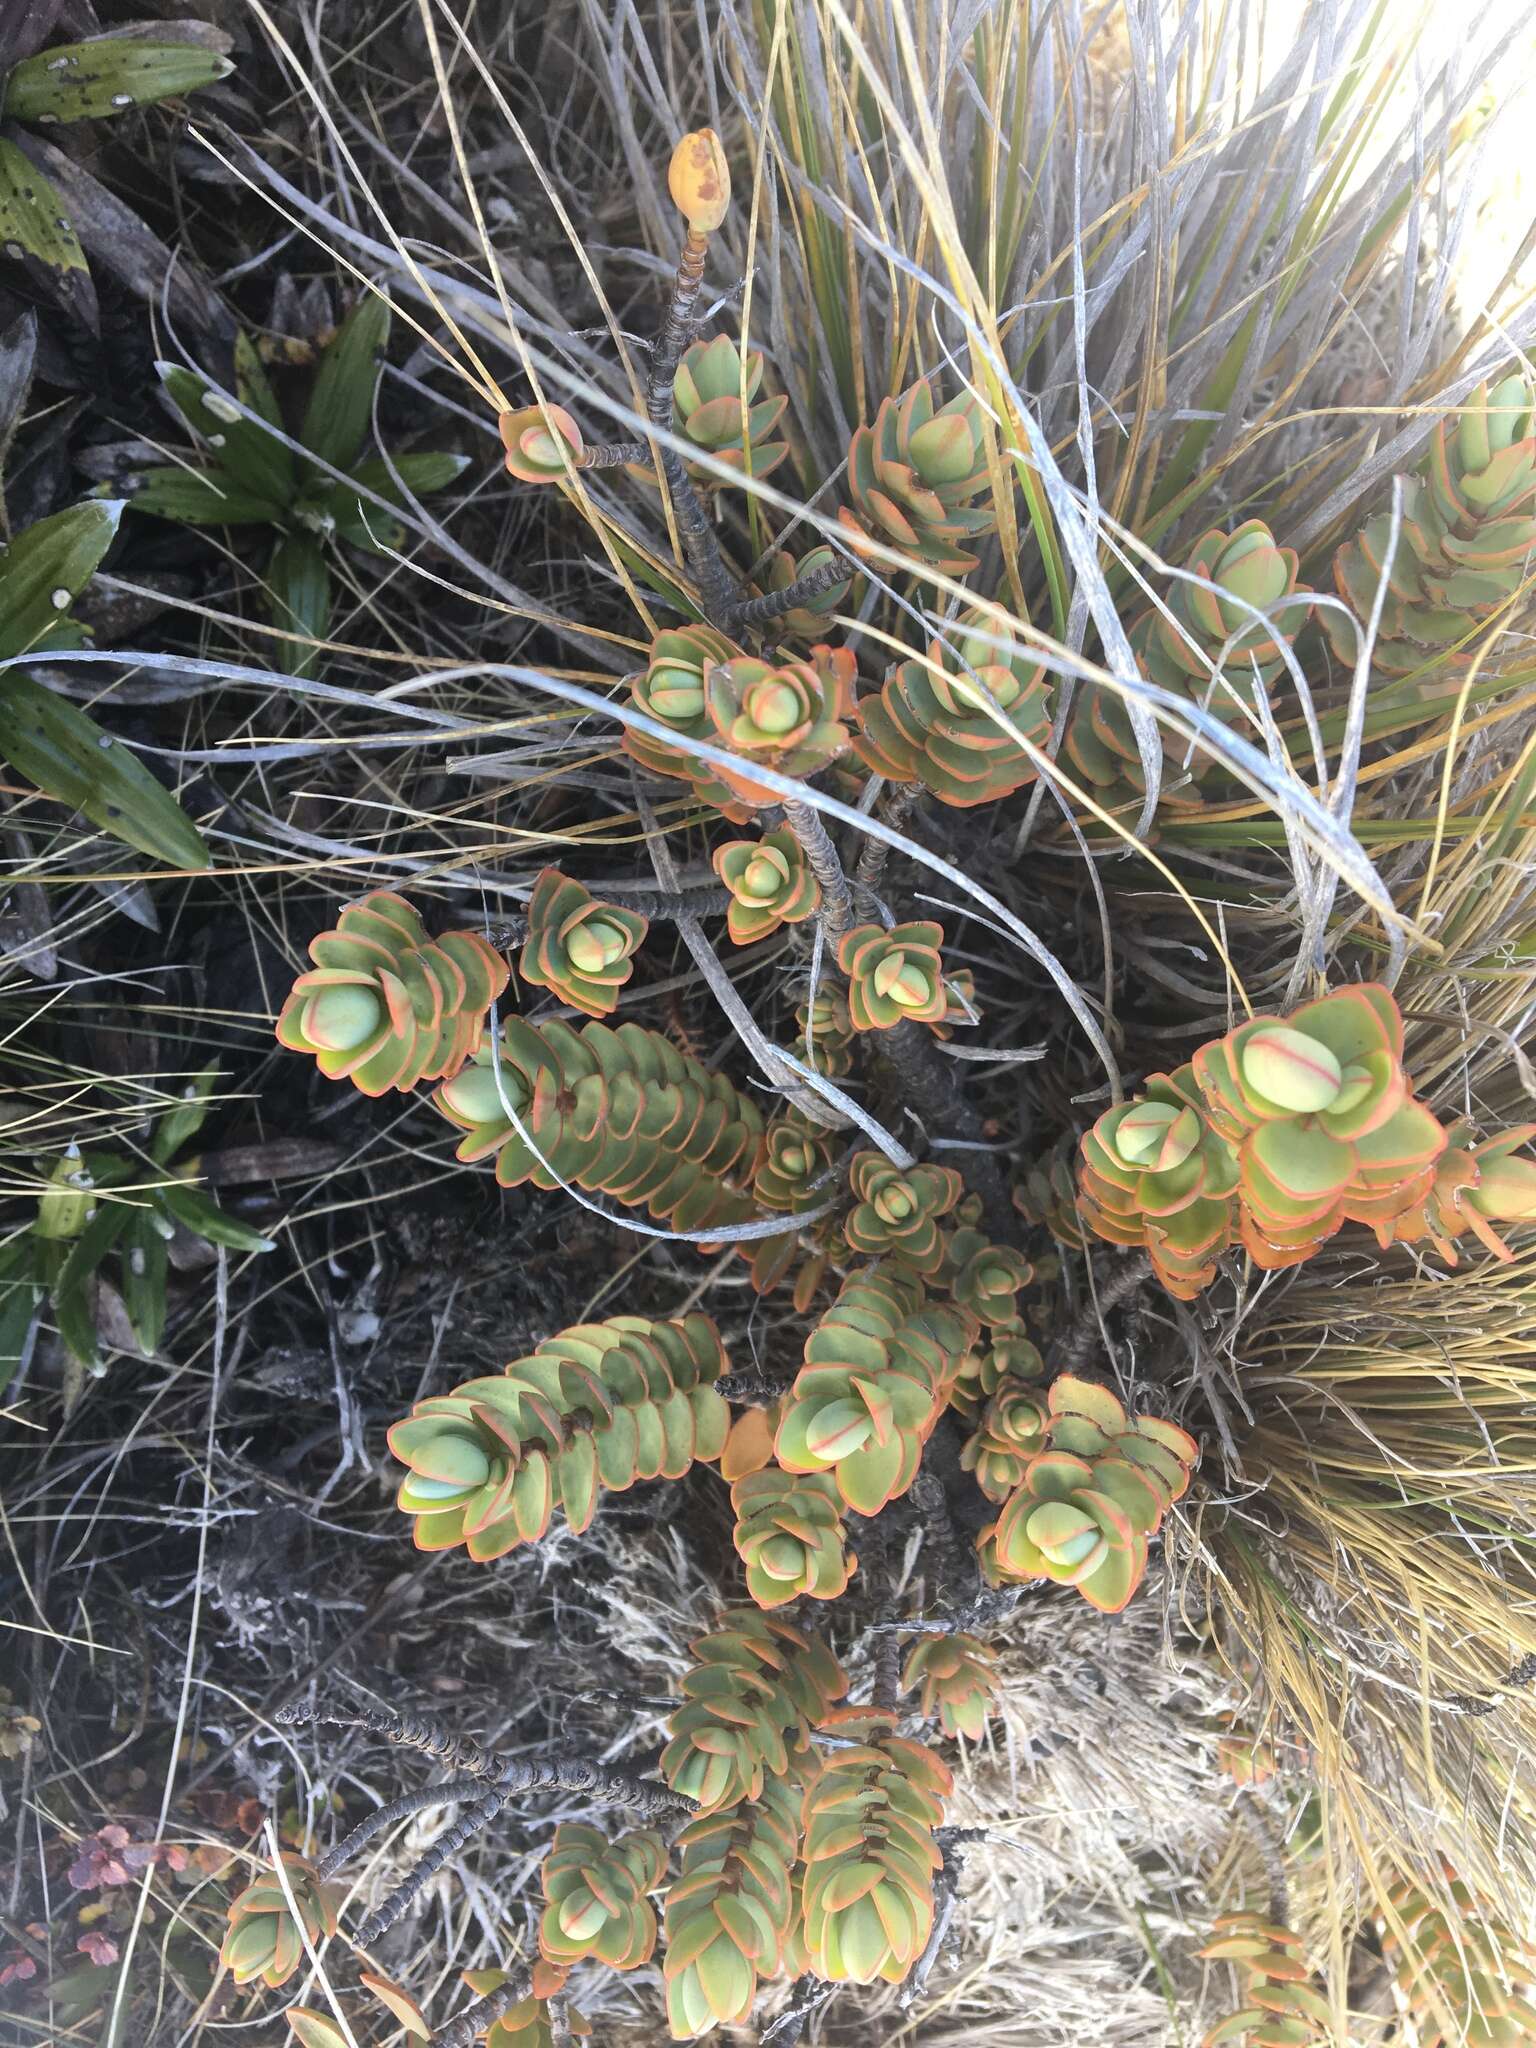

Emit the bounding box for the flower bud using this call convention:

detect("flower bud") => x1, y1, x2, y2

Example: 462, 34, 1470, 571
668, 129, 731, 232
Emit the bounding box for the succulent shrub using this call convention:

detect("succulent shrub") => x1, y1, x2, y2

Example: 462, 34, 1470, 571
839, 381, 996, 573
799, 1707, 950, 1984
703, 652, 852, 806
1379, 1869, 1536, 2047
660, 1610, 847, 1811
625, 623, 753, 819
853, 610, 1053, 805
1376, 1125, 1536, 1264
539, 1822, 665, 1969
1197, 1913, 1328, 2046
713, 829, 821, 944
519, 868, 648, 1018
1014, 1136, 1089, 1250
664, 1771, 801, 2037
731, 1467, 855, 1607
1077, 1067, 1239, 1299
219, 1856, 338, 1989
278, 892, 508, 1096
388, 1313, 729, 1559
842, 1152, 964, 1272
674, 336, 789, 482
946, 1325, 1045, 1427
837, 920, 950, 1031
901, 1633, 1001, 1741
1326, 374, 1536, 688
116, 305, 465, 677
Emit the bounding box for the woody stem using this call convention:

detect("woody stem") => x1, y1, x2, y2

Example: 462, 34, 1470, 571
645, 227, 740, 627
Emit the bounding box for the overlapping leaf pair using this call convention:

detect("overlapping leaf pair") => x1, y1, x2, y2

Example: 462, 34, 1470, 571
843, 1152, 963, 1272
664, 1768, 802, 2036
1198, 1914, 1328, 2046
1379, 1869, 1536, 2047
731, 1468, 854, 1606
387, 1313, 729, 1561
839, 381, 996, 573
979, 1375, 1198, 1613
1064, 522, 1310, 813
713, 829, 820, 944
853, 611, 1053, 805
945, 1228, 1034, 1327
433, 1015, 765, 1237
775, 1264, 979, 1514
742, 1112, 838, 1299
1373, 1125, 1536, 1265
539, 1822, 666, 1969
277, 892, 508, 1096
219, 1856, 338, 1989
901, 1633, 1001, 1741
759, 546, 852, 638
800, 1706, 951, 1984
660, 1611, 847, 1812
520, 869, 648, 1018
1326, 374, 1536, 688
674, 335, 789, 483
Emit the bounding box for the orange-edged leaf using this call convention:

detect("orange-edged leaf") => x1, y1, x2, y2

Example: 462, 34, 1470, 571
359, 1971, 429, 2039
285, 2010, 350, 2048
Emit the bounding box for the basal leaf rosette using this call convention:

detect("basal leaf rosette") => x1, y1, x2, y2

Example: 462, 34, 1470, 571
842, 1152, 963, 1273
431, 1016, 764, 1237
979, 1447, 1167, 1613
760, 546, 852, 639
774, 1266, 976, 1515
1077, 1065, 1238, 1299
1198, 1913, 1329, 2046
1327, 374, 1536, 685
520, 868, 648, 1018
799, 1708, 950, 1985
959, 1378, 1050, 1501
853, 611, 1052, 806
539, 1821, 665, 1970
1377, 1124, 1536, 1264
945, 1227, 1033, 1327
839, 380, 995, 574
661, 1612, 846, 1811
277, 891, 509, 1096
664, 1773, 801, 2037
837, 920, 948, 1031
387, 1312, 729, 1561
1379, 1869, 1536, 2048
901, 1633, 1000, 1741
219, 1855, 340, 1989
704, 653, 851, 806
500, 402, 584, 481
674, 336, 789, 483
1191, 984, 1447, 1270
626, 624, 751, 819
713, 829, 820, 944
731, 1467, 855, 1607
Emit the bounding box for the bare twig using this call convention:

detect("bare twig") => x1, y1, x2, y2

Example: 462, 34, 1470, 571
781, 797, 858, 940
760, 1974, 837, 2047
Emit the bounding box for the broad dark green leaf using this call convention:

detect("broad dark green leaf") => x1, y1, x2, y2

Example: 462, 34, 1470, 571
161, 360, 294, 509
121, 1208, 168, 1354
267, 532, 330, 680
151, 1064, 221, 1165
325, 452, 468, 552
116, 467, 285, 528
52, 1204, 130, 1372
0, 135, 92, 322
3, 37, 232, 122
0, 672, 211, 869
0, 499, 119, 660
158, 1178, 275, 1253
300, 294, 389, 477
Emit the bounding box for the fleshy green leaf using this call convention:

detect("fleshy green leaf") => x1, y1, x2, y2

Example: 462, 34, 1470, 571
267, 532, 330, 679
121, 1209, 168, 1354
151, 1064, 221, 1164
0, 672, 211, 869
300, 294, 390, 476
158, 1178, 275, 1253
0, 500, 119, 659
52, 1205, 131, 1371
284, 2010, 350, 2048
160, 361, 295, 509
3, 37, 231, 122
119, 465, 286, 528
